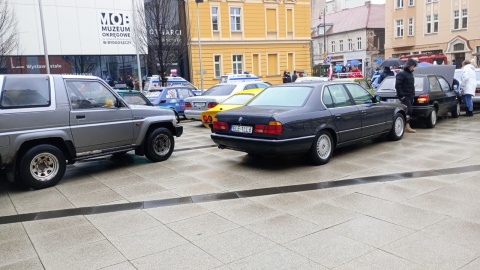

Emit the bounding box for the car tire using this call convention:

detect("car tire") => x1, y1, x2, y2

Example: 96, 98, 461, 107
387, 113, 405, 141
426, 109, 437, 128
174, 111, 180, 124
144, 128, 174, 162
18, 144, 66, 189
309, 131, 334, 165
451, 102, 460, 118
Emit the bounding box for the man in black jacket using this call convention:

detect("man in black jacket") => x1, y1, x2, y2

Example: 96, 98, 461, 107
395, 59, 417, 133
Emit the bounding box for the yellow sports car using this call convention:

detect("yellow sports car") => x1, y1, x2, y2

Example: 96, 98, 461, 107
200, 88, 264, 128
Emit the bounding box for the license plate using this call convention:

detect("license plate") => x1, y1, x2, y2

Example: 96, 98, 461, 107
386, 98, 401, 104
194, 102, 205, 107
231, 125, 253, 133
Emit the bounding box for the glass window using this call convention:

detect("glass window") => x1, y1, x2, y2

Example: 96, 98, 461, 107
122, 93, 149, 106
408, 18, 414, 36
395, 19, 404, 37
357, 37, 362, 50
202, 84, 236, 96
409, 0, 414, 6
428, 77, 442, 92
461, 9, 468, 28
248, 86, 312, 107
145, 89, 163, 98
331, 41, 336, 53
322, 88, 334, 108
230, 7, 242, 31
211, 7, 219, 31
177, 88, 194, 98
232, 55, 243, 74
222, 94, 254, 105
243, 84, 258, 90
396, 0, 404, 8
165, 89, 178, 99
437, 77, 451, 92
214, 55, 222, 78
327, 85, 353, 107
426, 15, 432, 33
348, 39, 353, 51
66, 80, 117, 109
1, 76, 51, 108
345, 84, 372, 105
339, 40, 344, 52
453, 10, 460, 30
433, 14, 439, 32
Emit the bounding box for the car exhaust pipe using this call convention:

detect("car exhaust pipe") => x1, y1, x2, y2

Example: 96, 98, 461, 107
218, 145, 226, 149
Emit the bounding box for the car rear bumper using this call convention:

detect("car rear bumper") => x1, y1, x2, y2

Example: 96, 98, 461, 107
211, 133, 315, 155
175, 126, 183, 137
184, 109, 202, 120
412, 105, 434, 118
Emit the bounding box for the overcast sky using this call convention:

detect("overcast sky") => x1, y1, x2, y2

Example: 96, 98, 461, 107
370, 0, 386, 3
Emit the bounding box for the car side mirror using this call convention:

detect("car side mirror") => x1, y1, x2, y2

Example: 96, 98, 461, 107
373, 95, 381, 103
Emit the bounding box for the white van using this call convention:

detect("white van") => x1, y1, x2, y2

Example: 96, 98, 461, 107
219, 73, 261, 84
144, 75, 198, 92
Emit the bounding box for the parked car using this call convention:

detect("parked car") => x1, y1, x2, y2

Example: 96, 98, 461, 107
184, 81, 270, 120
200, 88, 264, 128
375, 65, 459, 128
145, 86, 196, 121
0, 75, 183, 189
294, 76, 329, 83
333, 78, 374, 94
211, 82, 406, 165
454, 68, 480, 103
144, 75, 199, 92
115, 89, 153, 106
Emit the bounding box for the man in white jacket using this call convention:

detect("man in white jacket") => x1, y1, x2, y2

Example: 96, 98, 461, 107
460, 60, 476, 117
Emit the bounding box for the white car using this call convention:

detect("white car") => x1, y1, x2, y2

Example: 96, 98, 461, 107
294, 76, 329, 83
454, 68, 480, 103
184, 81, 270, 120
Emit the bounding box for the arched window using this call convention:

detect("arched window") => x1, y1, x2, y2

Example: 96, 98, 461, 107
453, 43, 465, 51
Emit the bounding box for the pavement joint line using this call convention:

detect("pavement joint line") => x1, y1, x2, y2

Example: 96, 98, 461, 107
0, 164, 479, 225
174, 144, 217, 152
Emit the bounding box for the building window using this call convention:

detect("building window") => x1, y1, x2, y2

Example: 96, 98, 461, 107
331, 41, 335, 53
395, 0, 404, 8
408, 0, 414, 6
339, 40, 344, 52
453, 10, 460, 29
454, 43, 465, 51
267, 54, 278, 75
286, 9, 293, 34
230, 8, 242, 31
408, 18, 414, 36
395, 19, 404, 37
211, 7, 219, 31
433, 14, 438, 33
266, 8, 277, 34
214, 55, 221, 78
348, 39, 353, 51
426, 15, 432, 33
462, 9, 468, 28
232, 55, 243, 74
357, 37, 362, 50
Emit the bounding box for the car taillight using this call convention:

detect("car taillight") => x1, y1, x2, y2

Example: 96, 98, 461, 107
207, 102, 218, 108
476, 88, 480, 94
213, 119, 229, 130
202, 115, 213, 122
185, 102, 192, 108
254, 121, 282, 135
417, 94, 429, 104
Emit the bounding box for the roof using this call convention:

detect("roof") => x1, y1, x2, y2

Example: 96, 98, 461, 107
312, 4, 385, 36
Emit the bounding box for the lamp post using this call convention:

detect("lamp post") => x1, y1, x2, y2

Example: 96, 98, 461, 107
38, 0, 50, 74
195, 0, 204, 90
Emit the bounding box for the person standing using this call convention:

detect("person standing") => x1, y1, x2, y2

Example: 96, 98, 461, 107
291, 70, 298, 82
460, 60, 476, 116
282, 71, 289, 83
395, 59, 417, 133
377, 66, 395, 85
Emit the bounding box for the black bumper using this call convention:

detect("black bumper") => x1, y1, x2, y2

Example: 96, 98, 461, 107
211, 133, 315, 155
175, 126, 184, 137
412, 106, 433, 118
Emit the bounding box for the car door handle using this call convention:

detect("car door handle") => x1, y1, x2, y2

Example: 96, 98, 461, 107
76, 115, 85, 119
335, 114, 341, 119
361, 110, 367, 115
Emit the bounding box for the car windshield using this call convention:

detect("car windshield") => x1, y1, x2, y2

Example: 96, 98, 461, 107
146, 89, 163, 97
222, 94, 254, 105
248, 86, 312, 107
202, 84, 236, 96
377, 77, 424, 92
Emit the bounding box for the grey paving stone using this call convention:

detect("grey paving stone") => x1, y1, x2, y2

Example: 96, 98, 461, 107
8, 188, 74, 214
40, 240, 126, 270
86, 210, 161, 238
285, 229, 375, 269
99, 174, 151, 189
148, 174, 204, 190
145, 204, 210, 224
0, 238, 37, 268
131, 243, 223, 270
0, 193, 16, 217
56, 179, 110, 197
211, 201, 282, 226
460, 257, 480, 270
291, 202, 361, 228
167, 212, 239, 241
422, 218, 480, 253
382, 231, 478, 270
428, 184, 480, 204
329, 216, 414, 248
248, 193, 319, 214
245, 214, 321, 244
193, 227, 277, 264
334, 249, 424, 270
404, 193, 477, 217
109, 225, 188, 260
23, 216, 91, 236
67, 189, 125, 207
113, 182, 166, 200
126, 190, 180, 203
0, 257, 44, 270
100, 261, 137, 270
228, 246, 327, 270
0, 223, 28, 244
171, 182, 226, 197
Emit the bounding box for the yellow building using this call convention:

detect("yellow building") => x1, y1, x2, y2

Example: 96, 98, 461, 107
186, 0, 311, 89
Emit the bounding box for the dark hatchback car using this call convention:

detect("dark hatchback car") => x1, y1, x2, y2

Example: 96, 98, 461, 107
375, 66, 460, 128
211, 82, 407, 165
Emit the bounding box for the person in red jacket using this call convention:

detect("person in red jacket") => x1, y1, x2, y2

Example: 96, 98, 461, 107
348, 65, 363, 78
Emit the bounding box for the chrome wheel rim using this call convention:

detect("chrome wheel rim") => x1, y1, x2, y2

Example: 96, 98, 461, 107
29, 153, 59, 182
316, 134, 331, 160
153, 134, 171, 156
431, 110, 437, 125
394, 116, 404, 137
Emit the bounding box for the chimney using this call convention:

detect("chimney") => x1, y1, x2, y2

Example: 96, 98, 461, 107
365, 1, 371, 6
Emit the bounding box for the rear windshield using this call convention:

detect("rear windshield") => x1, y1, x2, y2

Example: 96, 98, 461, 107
377, 77, 425, 92
248, 86, 312, 107
146, 89, 163, 98
222, 94, 254, 105
1, 76, 51, 108
202, 84, 236, 96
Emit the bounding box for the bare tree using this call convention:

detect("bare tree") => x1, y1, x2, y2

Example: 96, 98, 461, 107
0, 0, 19, 74
64, 56, 99, 75
134, 0, 190, 85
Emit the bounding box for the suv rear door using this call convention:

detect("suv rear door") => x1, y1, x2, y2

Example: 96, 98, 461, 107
65, 79, 134, 153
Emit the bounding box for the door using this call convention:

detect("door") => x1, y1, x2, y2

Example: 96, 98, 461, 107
437, 76, 458, 112
65, 80, 134, 153
324, 85, 361, 143
344, 83, 387, 137
176, 88, 195, 113
427, 76, 447, 114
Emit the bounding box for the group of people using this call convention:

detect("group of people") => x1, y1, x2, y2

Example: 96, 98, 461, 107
105, 75, 141, 90
329, 65, 363, 80
282, 70, 298, 83
395, 58, 476, 134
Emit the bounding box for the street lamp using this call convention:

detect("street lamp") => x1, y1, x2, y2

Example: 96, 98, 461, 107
195, 0, 204, 90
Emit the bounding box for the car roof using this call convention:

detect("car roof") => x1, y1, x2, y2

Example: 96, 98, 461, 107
413, 65, 455, 86
235, 88, 265, 95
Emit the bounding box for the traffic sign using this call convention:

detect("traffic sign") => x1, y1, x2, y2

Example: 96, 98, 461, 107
325, 56, 331, 63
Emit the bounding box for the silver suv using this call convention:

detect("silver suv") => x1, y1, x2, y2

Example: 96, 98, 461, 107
0, 75, 183, 189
